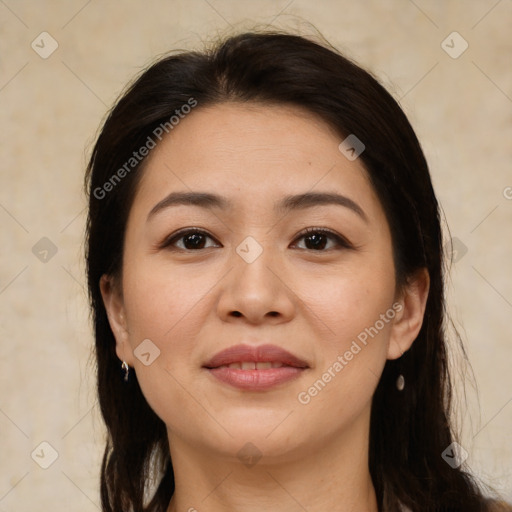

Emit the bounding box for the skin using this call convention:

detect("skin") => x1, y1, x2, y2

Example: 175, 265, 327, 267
100, 102, 429, 512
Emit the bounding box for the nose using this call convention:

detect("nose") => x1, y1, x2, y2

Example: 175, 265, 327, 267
215, 241, 296, 325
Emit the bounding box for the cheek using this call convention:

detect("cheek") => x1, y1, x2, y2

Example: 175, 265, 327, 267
293, 259, 396, 402
294, 294, 394, 429
119, 266, 208, 425
300, 260, 396, 343
122, 258, 216, 341
120, 258, 221, 398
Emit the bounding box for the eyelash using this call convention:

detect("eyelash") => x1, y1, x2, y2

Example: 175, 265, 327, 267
159, 227, 353, 252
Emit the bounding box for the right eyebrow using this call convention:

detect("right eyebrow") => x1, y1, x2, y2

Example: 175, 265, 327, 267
147, 192, 233, 222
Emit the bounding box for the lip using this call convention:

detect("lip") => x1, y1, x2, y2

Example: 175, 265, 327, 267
203, 344, 309, 369
203, 344, 309, 391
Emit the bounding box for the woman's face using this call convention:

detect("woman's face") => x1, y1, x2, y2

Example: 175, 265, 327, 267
102, 102, 424, 463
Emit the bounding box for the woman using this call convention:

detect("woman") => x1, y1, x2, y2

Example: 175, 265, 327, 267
84, 30, 511, 511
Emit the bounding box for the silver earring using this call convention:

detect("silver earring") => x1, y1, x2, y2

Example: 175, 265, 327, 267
121, 361, 130, 382
396, 374, 405, 391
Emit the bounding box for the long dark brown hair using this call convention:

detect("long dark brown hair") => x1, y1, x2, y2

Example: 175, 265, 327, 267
84, 30, 508, 511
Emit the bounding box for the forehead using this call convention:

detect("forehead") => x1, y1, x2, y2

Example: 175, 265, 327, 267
146, 102, 344, 166
132, 102, 381, 219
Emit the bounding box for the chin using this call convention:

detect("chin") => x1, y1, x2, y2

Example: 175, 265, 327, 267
174, 412, 307, 462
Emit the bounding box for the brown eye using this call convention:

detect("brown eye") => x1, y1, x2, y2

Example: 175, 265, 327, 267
180, 232, 208, 250
161, 229, 220, 251
303, 232, 329, 250
293, 228, 352, 251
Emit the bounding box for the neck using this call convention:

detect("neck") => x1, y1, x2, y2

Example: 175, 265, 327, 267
166, 406, 379, 512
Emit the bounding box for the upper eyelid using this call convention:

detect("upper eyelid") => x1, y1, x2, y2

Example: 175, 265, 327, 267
163, 227, 350, 249
160, 228, 219, 249
294, 228, 352, 249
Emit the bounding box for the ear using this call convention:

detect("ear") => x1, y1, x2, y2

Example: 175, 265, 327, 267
99, 274, 133, 365
387, 268, 430, 360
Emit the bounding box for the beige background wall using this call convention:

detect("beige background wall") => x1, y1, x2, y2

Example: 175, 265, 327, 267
0, 0, 511, 509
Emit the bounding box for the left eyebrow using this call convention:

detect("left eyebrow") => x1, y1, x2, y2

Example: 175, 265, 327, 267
277, 192, 368, 222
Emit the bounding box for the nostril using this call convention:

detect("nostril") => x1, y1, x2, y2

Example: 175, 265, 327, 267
229, 311, 279, 318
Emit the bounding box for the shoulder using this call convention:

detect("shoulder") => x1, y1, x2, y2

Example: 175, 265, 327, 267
485, 499, 512, 512
399, 499, 512, 512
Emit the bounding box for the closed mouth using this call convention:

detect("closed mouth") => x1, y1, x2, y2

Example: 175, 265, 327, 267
203, 343, 309, 370
213, 361, 288, 370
